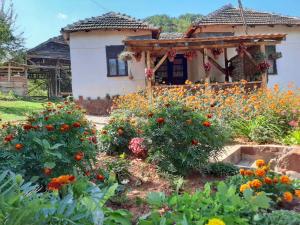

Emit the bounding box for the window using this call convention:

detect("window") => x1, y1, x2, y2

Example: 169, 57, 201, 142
266, 45, 278, 75
106, 45, 128, 76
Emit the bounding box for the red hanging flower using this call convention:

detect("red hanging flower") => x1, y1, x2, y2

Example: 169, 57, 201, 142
167, 49, 176, 62
211, 48, 223, 59
204, 62, 212, 72
184, 51, 197, 61
257, 61, 270, 73
145, 68, 154, 79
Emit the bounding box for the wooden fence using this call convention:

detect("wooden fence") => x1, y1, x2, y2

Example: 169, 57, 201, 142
0, 76, 28, 96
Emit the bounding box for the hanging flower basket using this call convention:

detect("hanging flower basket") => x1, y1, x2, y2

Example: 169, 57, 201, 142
204, 62, 212, 73
134, 52, 142, 62
145, 68, 154, 80
167, 49, 177, 62
184, 51, 197, 61
118, 51, 134, 61
236, 43, 247, 57
257, 61, 270, 73
211, 48, 223, 59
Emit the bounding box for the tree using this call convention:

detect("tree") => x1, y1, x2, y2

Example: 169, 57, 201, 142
145, 13, 203, 33
0, 0, 24, 63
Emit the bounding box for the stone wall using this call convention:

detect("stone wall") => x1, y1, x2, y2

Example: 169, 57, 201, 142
75, 96, 113, 116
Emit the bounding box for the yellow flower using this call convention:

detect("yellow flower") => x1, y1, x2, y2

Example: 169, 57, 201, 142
255, 159, 265, 168
206, 218, 226, 225
240, 183, 251, 193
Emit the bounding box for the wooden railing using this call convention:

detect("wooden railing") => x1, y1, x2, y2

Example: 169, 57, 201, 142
153, 81, 262, 92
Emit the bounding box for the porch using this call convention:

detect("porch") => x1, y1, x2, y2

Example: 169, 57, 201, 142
124, 33, 286, 90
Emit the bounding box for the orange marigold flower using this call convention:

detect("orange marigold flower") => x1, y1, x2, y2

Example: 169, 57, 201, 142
72, 122, 81, 128
43, 168, 52, 176
47, 181, 61, 191
96, 174, 105, 181
117, 128, 124, 136
45, 124, 55, 131
156, 117, 165, 124
240, 169, 245, 176
55, 175, 76, 184
280, 175, 291, 184
255, 159, 265, 168
203, 121, 211, 127
207, 114, 213, 119
240, 183, 251, 193
60, 124, 70, 132
148, 112, 154, 118
4, 134, 14, 142
244, 170, 254, 176
264, 177, 273, 185
283, 192, 293, 202
255, 168, 266, 177
191, 139, 199, 145
15, 143, 23, 151
74, 152, 84, 161
295, 190, 300, 198
273, 177, 278, 184
250, 179, 262, 189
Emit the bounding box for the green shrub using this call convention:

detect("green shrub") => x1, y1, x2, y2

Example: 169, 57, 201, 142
103, 154, 131, 183
283, 129, 300, 145
138, 182, 270, 225
0, 90, 17, 100
0, 101, 98, 185
0, 171, 132, 225
253, 210, 300, 225
144, 102, 228, 175
99, 113, 138, 155
204, 162, 239, 177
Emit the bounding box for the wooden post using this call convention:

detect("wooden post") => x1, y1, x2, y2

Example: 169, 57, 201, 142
203, 48, 210, 84
260, 44, 268, 88
224, 48, 230, 82
8, 62, 11, 81
146, 51, 153, 104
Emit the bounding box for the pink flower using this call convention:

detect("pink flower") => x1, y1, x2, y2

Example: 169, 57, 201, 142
288, 120, 298, 127
129, 138, 147, 158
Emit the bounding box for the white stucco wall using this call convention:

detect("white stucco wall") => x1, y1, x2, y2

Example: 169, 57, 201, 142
194, 25, 300, 88
69, 30, 151, 99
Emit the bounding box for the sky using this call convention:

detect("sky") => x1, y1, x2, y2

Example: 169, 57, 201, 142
12, 0, 300, 49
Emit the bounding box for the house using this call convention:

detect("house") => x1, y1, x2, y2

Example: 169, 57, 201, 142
27, 35, 72, 97
61, 5, 299, 114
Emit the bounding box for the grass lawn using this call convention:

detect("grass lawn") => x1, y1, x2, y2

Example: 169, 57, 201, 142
0, 100, 44, 122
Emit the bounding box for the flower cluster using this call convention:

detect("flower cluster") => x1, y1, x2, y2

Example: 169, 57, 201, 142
239, 159, 299, 203
47, 175, 76, 191
129, 137, 147, 158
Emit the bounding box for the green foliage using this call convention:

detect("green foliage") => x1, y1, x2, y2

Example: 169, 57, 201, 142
283, 129, 300, 145
0, 0, 24, 62
144, 103, 227, 175
28, 79, 48, 97
204, 162, 239, 177
0, 171, 132, 225
0, 101, 98, 185
145, 13, 203, 33
253, 210, 300, 225
0, 90, 17, 100
103, 155, 131, 183
100, 114, 138, 155
138, 182, 270, 225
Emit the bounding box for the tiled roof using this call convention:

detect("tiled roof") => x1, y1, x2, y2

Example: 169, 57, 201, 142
62, 12, 159, 33
159, 32, 184, 40
194, 4, 300, 26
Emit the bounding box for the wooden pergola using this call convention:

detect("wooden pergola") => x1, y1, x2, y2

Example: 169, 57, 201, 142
124, 33, 286, 94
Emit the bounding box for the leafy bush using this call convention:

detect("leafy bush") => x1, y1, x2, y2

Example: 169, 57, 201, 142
144, 102, 227, 175
253, 210, 300, 225
138, 182, 270, 225
0, 171, 132, 225
204, 162, 239, 177
99, 114, 138, 155
0, 90, 17, 100
0, 101, 99, 185
283, 129, 300, 145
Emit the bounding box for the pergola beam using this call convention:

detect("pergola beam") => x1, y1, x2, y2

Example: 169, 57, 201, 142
153, 52, 168, 73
